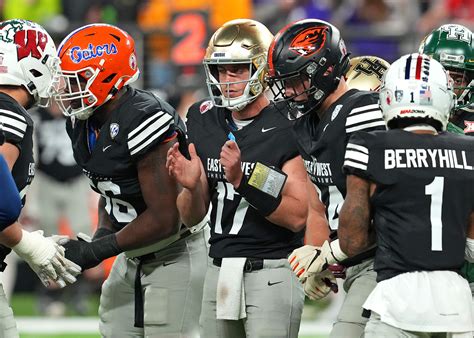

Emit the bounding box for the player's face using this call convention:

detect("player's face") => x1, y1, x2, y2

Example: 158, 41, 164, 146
65, 75, 88, 110
448, 70, 469, 97
283, 75, 310, 102
217, 64, 250, 98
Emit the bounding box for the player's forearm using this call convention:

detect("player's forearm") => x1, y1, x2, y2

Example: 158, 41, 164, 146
115, 208, 181, 251
0, 221, 23, 247
304, 208, 330, 246
266, 195, 307, 232
338, 175, 373, 256
177, 187, 208, 227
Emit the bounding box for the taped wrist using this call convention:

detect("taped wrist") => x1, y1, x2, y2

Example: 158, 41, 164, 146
90, 234, 122, 261
92, 227, 115, 241
236, 179, 282, 216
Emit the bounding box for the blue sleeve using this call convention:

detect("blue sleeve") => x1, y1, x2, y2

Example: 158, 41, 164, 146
0, 156, 21, 230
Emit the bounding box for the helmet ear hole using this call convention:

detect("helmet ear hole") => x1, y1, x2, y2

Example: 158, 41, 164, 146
30, 69, 43, 78
102, 73, 117, 84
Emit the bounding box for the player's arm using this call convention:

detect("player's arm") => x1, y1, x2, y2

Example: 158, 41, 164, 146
115, 139, 181, 249
64, 139, 182, 270
166, 141, 210, 226
338, 174, 374, 256
0, 144, 79, 287
171, 143, 210, 227
287, 177, 330, 279
221, 140, 307, 232
263, 155, 308, 231
305, 177, 330, 246
88, 197, 116, 240
465, 210, 474, 263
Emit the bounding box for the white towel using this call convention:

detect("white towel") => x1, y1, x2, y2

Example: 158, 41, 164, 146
216, 257, 247, 320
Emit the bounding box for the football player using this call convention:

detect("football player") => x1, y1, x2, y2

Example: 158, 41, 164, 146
420, 24, 473, 135
0, 155, 21, 228
420, 24, 474, 295
267, 19, 387, 337
0, 19, 80, 337
55, 24, 208, 337
166, 19, 308, 337
339, 53, 473, 337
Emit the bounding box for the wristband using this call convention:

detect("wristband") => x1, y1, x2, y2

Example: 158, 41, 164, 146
91, 234, 122, 261
235, 162, 286, 217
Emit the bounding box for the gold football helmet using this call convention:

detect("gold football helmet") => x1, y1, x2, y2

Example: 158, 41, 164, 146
346, 56, 390, 92
203, 19, 274, 111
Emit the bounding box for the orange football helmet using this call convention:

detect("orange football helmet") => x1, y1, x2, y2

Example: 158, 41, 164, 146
55, 24, 139, 119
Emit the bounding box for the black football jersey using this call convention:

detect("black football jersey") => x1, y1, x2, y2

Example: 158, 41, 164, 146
293, 89, 385, 230
186, 99, 304, 259
66, 86, 183, 231
451, 110, 474, 136
33, 108, 83, 182
0, 92, 34, 203
343, 130, 474, 282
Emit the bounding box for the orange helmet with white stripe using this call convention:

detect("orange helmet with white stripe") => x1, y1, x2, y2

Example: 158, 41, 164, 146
55, 24, 139, 120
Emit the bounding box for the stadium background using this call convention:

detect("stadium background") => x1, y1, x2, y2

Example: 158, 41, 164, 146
1, 0, 472, 337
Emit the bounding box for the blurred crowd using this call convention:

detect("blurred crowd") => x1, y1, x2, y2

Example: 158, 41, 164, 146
0, 0, 472, 116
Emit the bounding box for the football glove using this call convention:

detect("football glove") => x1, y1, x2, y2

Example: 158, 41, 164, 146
12, 230, 81, 287
288, 245, 321, 280
64, 233, 121, 271
304, 270, 338, 301
297, 239, 348, 281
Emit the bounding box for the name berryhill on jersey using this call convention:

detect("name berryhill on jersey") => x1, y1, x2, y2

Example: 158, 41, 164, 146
384, 148, 474, 170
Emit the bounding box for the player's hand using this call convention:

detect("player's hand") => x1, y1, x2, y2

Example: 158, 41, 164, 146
288, 245, 320, 281
299, 240, 348, 280
166, 142, 202, 190
64, 233, 120, 271
220, 140, 243, 187
12, 230, 81, 288
304, 270, 338, 301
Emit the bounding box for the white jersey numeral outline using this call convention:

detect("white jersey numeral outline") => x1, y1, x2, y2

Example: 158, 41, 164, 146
214, 181, 250, 235
425, 176, 444, 251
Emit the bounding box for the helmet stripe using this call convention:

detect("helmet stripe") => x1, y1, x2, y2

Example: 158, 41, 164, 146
405, 54, 412, 79
415, 55, 422, 80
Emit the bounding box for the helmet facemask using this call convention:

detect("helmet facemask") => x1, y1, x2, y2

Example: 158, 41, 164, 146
55, 66, 100, 120
204, 58, 266, 112
268, 52, 350, 120
446, 69, 473, 112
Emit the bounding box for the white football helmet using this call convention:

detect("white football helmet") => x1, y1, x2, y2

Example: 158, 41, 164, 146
379, 53, 454, 131
0, 19, 61, 107
203, 19, 273, 111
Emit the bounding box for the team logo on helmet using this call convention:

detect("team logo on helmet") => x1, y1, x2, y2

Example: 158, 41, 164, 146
289, 27, 327, 57
70, 43, 118, 64
0, 19, 24, 43
129, 53, 137, 70
110, 123, 119, 139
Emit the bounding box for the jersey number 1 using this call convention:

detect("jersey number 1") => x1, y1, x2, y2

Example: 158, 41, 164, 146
425, 176, 444, 251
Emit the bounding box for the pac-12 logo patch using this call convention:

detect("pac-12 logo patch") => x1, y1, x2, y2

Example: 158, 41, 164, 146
289, 27, 327, 57
110, 123, 119, 139
200, 100, 213, 114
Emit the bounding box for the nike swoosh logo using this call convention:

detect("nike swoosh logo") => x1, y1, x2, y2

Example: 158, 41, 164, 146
163, 261, 177, 267
102, 145, 112, 152
267, 281, 283, 286
261, 127, 276, 133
